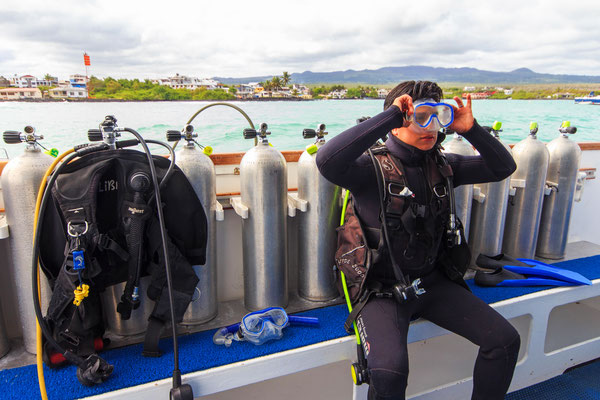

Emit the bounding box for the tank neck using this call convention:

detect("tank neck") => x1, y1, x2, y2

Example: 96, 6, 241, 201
25, 143, 41, 152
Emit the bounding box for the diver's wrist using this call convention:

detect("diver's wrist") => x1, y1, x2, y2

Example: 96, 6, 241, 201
459, 118, 478, 136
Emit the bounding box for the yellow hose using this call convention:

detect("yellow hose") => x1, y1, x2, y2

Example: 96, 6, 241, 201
34, 148, 75, 400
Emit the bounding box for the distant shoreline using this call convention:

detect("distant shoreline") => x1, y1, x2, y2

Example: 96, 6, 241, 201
0, 97, 575, 103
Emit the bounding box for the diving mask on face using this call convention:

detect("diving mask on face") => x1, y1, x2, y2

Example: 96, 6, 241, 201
411, 99, 454, 130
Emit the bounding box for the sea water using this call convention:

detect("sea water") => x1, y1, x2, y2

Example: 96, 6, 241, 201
0, 99, 598, 158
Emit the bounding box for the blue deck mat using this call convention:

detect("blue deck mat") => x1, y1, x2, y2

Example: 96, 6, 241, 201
2, 254, 599, 399
506, 358, 600, 400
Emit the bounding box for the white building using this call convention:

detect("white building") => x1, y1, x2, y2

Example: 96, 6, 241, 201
160, 74, 224, 90
49, 86, 87, 99
329, 89, 347, 99
235, 84, 256, 99
69, 74, 87, 88
10, 75, 58, 88
0, 87, 42, 99
377, 88, 389, 98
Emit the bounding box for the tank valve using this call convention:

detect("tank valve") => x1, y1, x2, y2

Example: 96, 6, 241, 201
559, 121, 577, 136
3, 126, 44, 145
167, 124, 197, 142
89, 115, 121, 147
529, 121, 539, 136
483, 121, 502, 138
243, 123, 270, 143
302, 123, 327, 140
166, 130, 183, 142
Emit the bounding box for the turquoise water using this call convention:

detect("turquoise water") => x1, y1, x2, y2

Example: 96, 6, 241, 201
1, 99, 598, 158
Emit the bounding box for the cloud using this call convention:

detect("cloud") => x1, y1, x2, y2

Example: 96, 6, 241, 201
1, 0, 599, 78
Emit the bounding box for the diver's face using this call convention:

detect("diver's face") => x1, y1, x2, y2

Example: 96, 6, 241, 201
392, 124, 438, 151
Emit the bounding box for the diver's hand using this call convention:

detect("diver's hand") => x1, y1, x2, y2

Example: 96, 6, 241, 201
392, 94, 414, 127
449, 94, 474, 133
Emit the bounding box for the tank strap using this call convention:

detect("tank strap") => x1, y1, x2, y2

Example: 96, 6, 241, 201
142, 317, 164, 357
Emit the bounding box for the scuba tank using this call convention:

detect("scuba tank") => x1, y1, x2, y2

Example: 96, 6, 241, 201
536, 121, 581, 259
469, 122, 512, 264
502, 122, 550, 259
442, 132, 475, 241
166, 124, 223, 325
230, 123, 289, 310
293, 124, 341, 302
1, 126, 54, 354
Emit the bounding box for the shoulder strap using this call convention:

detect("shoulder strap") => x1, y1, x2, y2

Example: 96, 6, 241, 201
373, 152, 414, 221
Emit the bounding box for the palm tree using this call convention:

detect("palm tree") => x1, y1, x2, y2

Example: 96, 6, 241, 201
281, 71, 291, 87
271, 76, 282, 91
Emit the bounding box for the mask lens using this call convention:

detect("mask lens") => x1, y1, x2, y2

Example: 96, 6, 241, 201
435, 104, 453, 127
414, 105, 434, 127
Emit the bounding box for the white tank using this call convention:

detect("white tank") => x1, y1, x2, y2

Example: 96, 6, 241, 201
295, 125, 341, 301
443, 133, 475, 240
502, 122, 550, 259
469, 122, 512, 261
1, 127, 54, 354
536, 122, 581, 259
169, 126, 222, 325
231, 124, 288, 310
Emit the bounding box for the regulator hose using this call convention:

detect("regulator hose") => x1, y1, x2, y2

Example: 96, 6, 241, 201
122, 128, 193, 399
34, 148, 75, 400
173, 102, 256, 149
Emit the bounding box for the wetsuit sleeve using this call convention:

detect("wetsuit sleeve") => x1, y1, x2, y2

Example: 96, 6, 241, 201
446, 120, 516, 187
316, 106, 405, 190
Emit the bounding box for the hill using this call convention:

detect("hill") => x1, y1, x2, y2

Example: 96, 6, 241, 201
214, 66, 600, 85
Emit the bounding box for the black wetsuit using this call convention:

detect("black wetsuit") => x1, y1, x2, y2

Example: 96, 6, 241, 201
316, 105, 520, 400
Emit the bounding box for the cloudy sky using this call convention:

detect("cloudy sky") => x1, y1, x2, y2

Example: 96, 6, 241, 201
1, 0, 599, 80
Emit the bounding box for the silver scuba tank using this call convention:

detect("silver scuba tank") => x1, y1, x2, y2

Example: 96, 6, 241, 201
535, 121, 581, 259
443, 133, 474, 241
1, 127, 54, 354
293, 124, 341, 302
230, 124, 288, 310
469, 122, 513, 261
167, 125, 222, 324
502, 122, 550, 259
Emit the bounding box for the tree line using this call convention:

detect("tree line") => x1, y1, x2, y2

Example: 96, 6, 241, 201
88, 77, 236, 101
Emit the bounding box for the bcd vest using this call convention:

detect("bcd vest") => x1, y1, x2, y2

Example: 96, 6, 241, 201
335, 146, 470, 306
39, 149, 207, 365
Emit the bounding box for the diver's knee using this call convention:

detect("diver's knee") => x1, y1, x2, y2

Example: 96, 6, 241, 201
369, 368, 408, 399
482, 328, 520, 360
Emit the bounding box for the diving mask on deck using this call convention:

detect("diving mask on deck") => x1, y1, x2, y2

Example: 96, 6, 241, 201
240, 307, 289, 345
411, 99, 454, 130
213, 307, 320, 347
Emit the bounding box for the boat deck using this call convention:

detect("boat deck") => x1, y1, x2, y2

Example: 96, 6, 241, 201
1, 241, 599, 400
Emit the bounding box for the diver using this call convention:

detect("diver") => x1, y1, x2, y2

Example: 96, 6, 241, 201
316, 81, 520, 400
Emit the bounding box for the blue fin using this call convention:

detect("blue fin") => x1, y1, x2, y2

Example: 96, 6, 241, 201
496, 277, 578, 287
505, 258, 593, 285
474, 266, 580, 287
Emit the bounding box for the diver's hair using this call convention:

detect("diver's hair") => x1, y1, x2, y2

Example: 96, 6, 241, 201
383, 81, 443, 110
